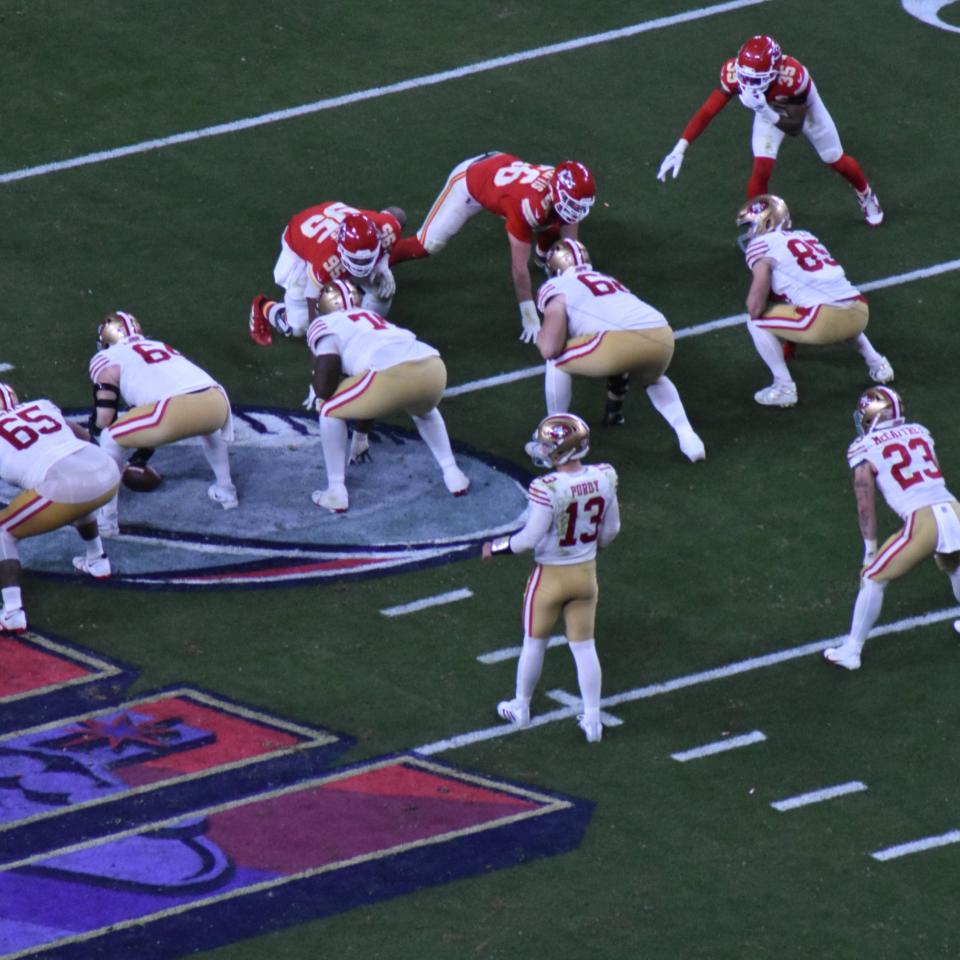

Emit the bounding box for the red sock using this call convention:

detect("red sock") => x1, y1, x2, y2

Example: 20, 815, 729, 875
746, 158, 776, 198
828, 154, 868, 193
389, 235, 429, 265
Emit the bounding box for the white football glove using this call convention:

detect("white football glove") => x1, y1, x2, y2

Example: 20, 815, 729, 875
518, 300, 541, 344
374, 264, 396, 299
656, 138, 688, 182
302, 384, 318, 412
739, 87, 780, 124
349, 430, 371, 464
862, 538, 878, 566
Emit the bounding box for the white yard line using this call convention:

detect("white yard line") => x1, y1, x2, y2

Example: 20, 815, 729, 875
771, 781, 867, 811
477, 634, 567, 664
671, 730, 767, 762
545, 689, 624, 727
871, 829, 960, 862
0, 0, 771, 187
380, 588, 474, 617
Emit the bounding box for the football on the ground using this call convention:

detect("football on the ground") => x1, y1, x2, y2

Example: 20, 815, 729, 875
122, 464, 163, 492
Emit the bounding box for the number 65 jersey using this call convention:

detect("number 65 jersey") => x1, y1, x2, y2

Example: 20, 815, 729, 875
847, 421, 956, 520
521, 463, 620, 566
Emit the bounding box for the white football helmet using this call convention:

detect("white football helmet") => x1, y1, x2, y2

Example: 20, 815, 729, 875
0, 382, 19, 412
316, 279, 362, 315
98, 310, 142, 348
525, 413, 590, 468
854, 386, 905, 436
545, 239, 591, 277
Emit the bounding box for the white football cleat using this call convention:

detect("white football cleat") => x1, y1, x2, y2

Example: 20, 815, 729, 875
208, 484, 239, 510
678, 429, 706, 462
953, 620, 960, 636
312, 486, 349, 513
497, 698, 530, 727
868, 356, 895, 384
578, 714, 603, 743
824, 642, 862, 671
0, 607, 27, 633
754, 381, 798, 408
443, 466, 470, 496
856, 187, 884, 227
72, 554, 112, 579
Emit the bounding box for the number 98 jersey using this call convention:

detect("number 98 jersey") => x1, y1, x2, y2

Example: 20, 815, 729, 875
526, 462, 619, 566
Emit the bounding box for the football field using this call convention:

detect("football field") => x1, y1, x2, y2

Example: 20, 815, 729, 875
3, 1, 960, 958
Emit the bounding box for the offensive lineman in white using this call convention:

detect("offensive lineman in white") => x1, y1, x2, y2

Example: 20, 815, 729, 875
88, 311, 237, 535
307, 279, 470, 513
825, 387, 960, 670
0, 383, 119, 632
737, 194, 894, 408
535, 239, 705, 462
482, 413, 620, 743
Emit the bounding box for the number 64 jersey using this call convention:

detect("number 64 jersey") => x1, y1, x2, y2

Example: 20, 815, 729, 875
516, 463, 620, 565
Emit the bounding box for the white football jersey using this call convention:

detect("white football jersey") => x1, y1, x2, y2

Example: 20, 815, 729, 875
536, 266, 667, 334
306, 308, 438, 375
89, 337, 218, 408
847, 421, 956, 519
516, 462, 619, 566
0, 399, 88, 490
745, 228, 860, 307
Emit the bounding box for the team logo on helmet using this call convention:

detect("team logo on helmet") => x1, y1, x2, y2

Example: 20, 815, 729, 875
525, 413, 591, 468
98, 311, 143, 349
735, 34, 782, 91
550, 161, 596, 224
545, 239, 591, 277
0, 382, 19, 412
336, 214, 382, 278
854, 386, 905, 436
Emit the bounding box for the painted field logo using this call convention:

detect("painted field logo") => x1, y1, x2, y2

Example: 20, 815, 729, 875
2, 407, 529, 588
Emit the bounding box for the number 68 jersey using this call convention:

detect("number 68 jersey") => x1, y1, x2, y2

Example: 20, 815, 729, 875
847, 421, 956, 520
522, 462, 620, 566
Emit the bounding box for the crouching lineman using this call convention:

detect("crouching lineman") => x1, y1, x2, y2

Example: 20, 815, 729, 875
535, 239, 705, 462
307, 280, 470, 513
482, 413, 620, 743
88, 311, 237, 535
737, 194, 894, 407
0, 383, 119, 632
824, 387, 960, 670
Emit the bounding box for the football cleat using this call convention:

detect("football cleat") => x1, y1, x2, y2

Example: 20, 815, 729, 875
678, 429, 706, 462
854, 386, 904, 435
856, 187, 884, 227
208, 483, 239, 510
754, 381, 798, 407
72, 553, 112, 579
868, 356, 895, 384
602, 403, 625, 426
0, 383, 19, 412
497, 698, 531, 727
98, 311, 142, 349
312, 486, 349, 513
525, 413, 590, 467
443, 466, 470, 496
823, 642, 862, 671
0, 607, 27, 633
249, 295, 273, 347
578, 713, 603, 743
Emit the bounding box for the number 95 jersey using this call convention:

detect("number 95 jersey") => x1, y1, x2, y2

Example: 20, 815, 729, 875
527, 462, 619, 565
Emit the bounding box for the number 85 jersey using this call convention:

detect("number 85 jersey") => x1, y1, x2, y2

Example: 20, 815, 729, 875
521, 463, 620, 566
847, 421, 956, 520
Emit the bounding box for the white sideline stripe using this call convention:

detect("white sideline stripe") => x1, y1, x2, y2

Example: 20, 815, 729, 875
671, 730, 766, 762
477, 634, 567, 664
442, 257, 960, 399
0, 0, 770, 187
545, 689, 624, 727
380, 588, 473, 617
871, 829, 960, 862
771, 780, 867, 811
415, 603, 960, 754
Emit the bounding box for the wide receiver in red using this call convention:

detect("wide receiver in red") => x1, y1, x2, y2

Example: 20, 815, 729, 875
389, 153, 596, 343
657, 35, 883, 226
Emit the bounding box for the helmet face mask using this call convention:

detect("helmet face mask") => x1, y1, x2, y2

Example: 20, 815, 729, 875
316, 279, 362, 315
524, 413, 591, 468
735, 193, 791, 245
551, 161, 596, 224
98, 310, 142, 349
735, 34, 782, 92
545, 239, 591, 277
337, 214, 382, 278
0, 382, 19, 412
854, 387, 905, 436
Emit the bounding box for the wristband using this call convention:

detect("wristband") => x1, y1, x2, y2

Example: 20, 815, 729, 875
489, 536, 513, 555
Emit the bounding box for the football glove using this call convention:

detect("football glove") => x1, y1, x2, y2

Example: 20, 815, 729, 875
349, 430, 371, 464
656, 139, 688, 182
739, 88, 780, 124
373, 264, 396, 299
518, 300, 541, 344
302, 385, 318, 412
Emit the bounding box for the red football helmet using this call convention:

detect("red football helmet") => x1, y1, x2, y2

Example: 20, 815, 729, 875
0, 382, 19, 412
550, 161, 596, 224
336, 214, 381, 278
735, 35, 782, 91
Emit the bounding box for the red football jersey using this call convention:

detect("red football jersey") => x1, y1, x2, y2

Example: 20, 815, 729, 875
719, 54, 811, 103
465, 154, 558, 243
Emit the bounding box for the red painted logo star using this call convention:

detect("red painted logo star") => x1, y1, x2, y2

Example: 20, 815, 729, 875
55, 713, 182, 753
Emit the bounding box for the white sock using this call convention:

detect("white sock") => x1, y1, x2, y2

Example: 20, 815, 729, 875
848, 578, 886, 650
515, 635, 548, 701
544, 361, 573, 414
645, 376, 695, 436
853, 333, 883, 367
746, 321, 792, 383
570, 638, 602, 713
320, 416, 349, 487
411, 409, 456, 471
85, 536, 104, 560
2, 585, 22, 610
200, 433, 234, 487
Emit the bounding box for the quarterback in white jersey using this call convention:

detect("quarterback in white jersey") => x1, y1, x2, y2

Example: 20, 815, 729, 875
306, 280, 469, 513
824, 388, 960, 670
88, 311, 237, 535
736, 195, 894, 408
0, 383, 119, 633
535, 239, 704, 462
482, 413, 620, 743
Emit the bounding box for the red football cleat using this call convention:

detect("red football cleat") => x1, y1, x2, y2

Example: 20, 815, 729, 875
249, 295, 273, 346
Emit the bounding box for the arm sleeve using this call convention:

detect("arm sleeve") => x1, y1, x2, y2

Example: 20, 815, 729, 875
508, 502, 554, 553
681, 89, 732, 143
598, 495, 621, 549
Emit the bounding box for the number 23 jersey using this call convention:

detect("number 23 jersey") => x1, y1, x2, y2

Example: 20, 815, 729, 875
848, 422, 956, 519
524, 462, 620, 565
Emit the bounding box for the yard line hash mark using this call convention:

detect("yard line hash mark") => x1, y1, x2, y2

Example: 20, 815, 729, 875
671, 730, 766, 762
380, 588, 474, 617
771, 781, 868, 811
871, 829, 960, 862
0, 0, 771, 186
545, 689, 624, 727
